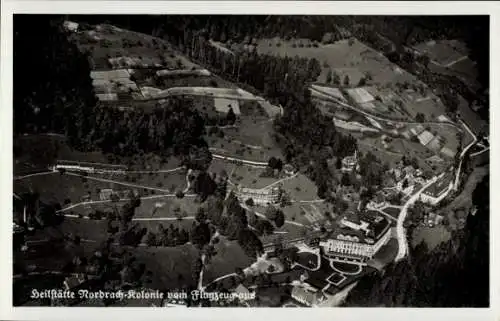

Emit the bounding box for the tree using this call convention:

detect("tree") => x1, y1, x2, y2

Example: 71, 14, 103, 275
335, 157, 342, 169
254, 219, 275, 236
402, 179, 408, 190
245, 198, 255, 206
193, 172, 217, 201
238, 229, 263, 258
226, 107, 236, 125
358, 77, 366, 86
343, 75, 350, 87
248, 211, 258, 227
268, 157, 283, 171
190, 222, 211, 249
145, 231, 157, 246
333, 73, 341, 85
274, 210, 285, 228
415, 113, 425, 123
265, 205, 278, 221
341, 173, 351, 186
326, 69, 333, 84
195, 208, 207, 223
192, 257, 203, 285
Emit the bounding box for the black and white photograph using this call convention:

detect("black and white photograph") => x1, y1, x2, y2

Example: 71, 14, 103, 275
1, 1, 496, 318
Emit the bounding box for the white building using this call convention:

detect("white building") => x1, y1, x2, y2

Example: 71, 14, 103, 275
63, 21, 79, 32
53, 164, 95, 173
283, 164, 297, 176
341, 151, 359, 173
320, 212, 391, 263
420, 174, 454, 205
291, 285, 325, 307
234, 185, 281, 206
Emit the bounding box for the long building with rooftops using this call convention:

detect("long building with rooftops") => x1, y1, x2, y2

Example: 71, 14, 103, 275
234, 185, 281, 206
319, 211, 391, 264
419, 172, 454, 205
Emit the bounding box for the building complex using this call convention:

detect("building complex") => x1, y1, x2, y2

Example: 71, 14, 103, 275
234, 185, 281, 206
319, 212, 391, 264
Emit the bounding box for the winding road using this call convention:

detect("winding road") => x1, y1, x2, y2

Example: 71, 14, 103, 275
453, 119, 478, 190
394, 173, 444, 262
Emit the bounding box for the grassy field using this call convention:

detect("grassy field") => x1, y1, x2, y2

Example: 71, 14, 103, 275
227, 164, 278, 189
277, 203, 323, 226
400, 93, 446, 120
203, 236, 255, 284
90, 169, 187, 193
355, 135, 405, 168
25, 215, 200, 292
426, 123, 461, 154
382, 207, 401, 219
281, 174, 319, 201
25, 218, 107, 243
207, 118, 283, 163
411, 226, 451, 250
209, 158, 276, 190
131, 244, 200, 291
457, 95, 487, 134
15, 173, 116, 205
370, 237, 398, 268
260, 222, 310, 245
413, 40, 468, 67
254, 38, 418, 86
66, 194, 200, 220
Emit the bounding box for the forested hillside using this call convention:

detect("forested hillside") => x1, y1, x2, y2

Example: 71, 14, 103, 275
14, 15, 210, 167
14, 15, 97, 137
74, 15, 358, 198
344, 175, 489, 307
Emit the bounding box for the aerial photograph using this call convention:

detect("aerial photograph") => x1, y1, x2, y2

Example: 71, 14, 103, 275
12, 14, 489, 308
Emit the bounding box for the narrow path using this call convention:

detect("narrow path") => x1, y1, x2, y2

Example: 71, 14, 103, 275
63, 213, 195, 221
444, 55, 469, 68
470, 147, 489, 158
292, 199, 325, 204
57, 193, 196, 213
94, 167, 184, 175
260, 173, 298, 190
14, 171, 56, 180
198, 231, 220, 292
65, 172, 172, 193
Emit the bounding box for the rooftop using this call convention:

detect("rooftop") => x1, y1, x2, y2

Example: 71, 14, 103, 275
237, 186, 279, 195
326, 211, 391, 245
417, 130, 434, 146
424, 173, 453, 197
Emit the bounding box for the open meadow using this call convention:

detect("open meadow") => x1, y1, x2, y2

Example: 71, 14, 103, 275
254, 38, 418, 87
203, 236, 255, 284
